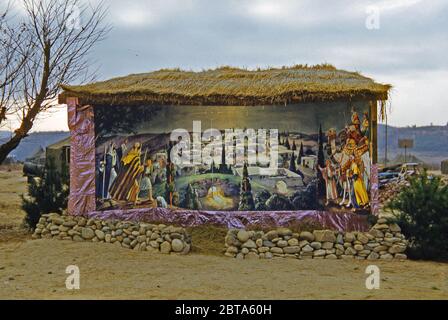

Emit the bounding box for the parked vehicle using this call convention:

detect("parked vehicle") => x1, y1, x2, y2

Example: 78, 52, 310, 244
379, 171, 399, 188
398, 163, 422, 180
378, 164, 401, 188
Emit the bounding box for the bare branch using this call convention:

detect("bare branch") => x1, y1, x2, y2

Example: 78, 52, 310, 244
0, 0, 110, 163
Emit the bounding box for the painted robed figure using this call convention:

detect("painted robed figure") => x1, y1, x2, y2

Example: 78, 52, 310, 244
109, 142, 144, 202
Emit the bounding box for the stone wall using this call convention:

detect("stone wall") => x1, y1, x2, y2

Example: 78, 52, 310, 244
224, 218, 408, 260
32, 213, 191, 254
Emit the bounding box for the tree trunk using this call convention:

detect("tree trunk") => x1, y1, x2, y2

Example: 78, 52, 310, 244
0, 134, 23, 164
0, 97, 46, 164
0, 111, 41, 164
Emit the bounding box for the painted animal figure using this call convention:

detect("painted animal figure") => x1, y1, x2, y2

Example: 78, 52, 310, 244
157, 196, 168, 208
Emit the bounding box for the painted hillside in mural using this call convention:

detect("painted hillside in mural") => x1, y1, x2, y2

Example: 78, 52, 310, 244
93, 103, 372, 214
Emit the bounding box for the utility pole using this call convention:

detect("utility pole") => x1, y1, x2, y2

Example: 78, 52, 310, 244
385, 112, 388, 166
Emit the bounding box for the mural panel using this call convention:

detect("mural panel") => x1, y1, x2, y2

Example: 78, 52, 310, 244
93, 102, 372, 214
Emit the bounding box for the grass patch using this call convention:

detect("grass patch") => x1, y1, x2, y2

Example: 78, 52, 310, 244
245, 218, 324, 233
187, 225, 228, 256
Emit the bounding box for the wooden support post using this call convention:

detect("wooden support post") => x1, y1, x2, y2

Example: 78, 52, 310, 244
370, 101, 378, 164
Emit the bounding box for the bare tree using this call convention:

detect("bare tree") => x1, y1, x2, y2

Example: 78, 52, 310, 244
0, 3, 29, 129
0, 0, 110, 163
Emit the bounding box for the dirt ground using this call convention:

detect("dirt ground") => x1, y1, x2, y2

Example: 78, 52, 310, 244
0, 167, 30, 243
0, 168, 447, 300
1, 239, 448, 299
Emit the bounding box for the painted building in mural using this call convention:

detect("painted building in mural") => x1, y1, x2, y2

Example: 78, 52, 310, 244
59, 65, 390, 228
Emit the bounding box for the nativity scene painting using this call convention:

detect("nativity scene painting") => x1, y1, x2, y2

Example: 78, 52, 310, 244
94, 103, 372, 215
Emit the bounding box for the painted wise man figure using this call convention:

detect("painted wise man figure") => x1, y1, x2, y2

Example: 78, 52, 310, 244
109, 142, 144, 203
348, 155, 369, 209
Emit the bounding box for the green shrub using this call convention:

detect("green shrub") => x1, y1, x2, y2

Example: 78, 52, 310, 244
21, 157, 69, 230
387, 172, 448, 260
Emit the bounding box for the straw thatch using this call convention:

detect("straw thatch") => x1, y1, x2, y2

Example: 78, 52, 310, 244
59, 64, 390, 106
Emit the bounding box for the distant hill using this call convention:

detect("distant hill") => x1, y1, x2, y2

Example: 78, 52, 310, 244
378, 124, 448, 167
0, 131, 69, 162
1, 124, 447, 166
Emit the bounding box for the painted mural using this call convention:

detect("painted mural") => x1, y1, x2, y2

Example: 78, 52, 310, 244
93, 102, 372, 215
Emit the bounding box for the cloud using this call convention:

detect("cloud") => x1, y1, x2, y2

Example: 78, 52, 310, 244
4, 0, 445, 131
103, 0, 196, 28
375, 70, 448, 126
113, 5, 155, 27
372, 0, 424, 12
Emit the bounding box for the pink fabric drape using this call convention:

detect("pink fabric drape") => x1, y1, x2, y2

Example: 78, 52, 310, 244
67, 98, 96, 215
86, 208, 370, 232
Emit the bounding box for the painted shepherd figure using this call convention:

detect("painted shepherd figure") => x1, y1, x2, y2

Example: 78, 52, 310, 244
318, 159, 338, 205
109, 142, 144, 202
138, 160, 155, 203
339, 167, 354, 208
96, 160, 105, 199
104, 142, 118, 198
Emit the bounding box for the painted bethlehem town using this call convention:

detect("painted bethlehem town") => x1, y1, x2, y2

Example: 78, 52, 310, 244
1, 0, 448, 301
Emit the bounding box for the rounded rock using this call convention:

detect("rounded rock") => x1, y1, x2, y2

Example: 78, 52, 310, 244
276, 240, 288, 248
310, 241, 322, 250
246, 252, 259, 259
276, 228, 292, 237
81, 227, 95, 240
242, 239, 257, 249
301, 245, 314, 253
237, 230, 250, 242
313, 230, 336, 242
264, 252, 273, 259
299, 231, 314, 242
367, 252, 380, 260
171, 239, 184, 252
394, 253, 407, 260
226, 246, 239, 254
265, 230, 278, 241
160, 241, 171, 254
313, 249, 326, 257
95, 229, 105, 240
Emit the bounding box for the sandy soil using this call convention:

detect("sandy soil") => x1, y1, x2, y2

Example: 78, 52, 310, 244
0, 168, 447, 300
0, 239, 447, 299
0, 168, 29, 242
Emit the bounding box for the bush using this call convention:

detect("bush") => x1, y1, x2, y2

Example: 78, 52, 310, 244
387, 172, 448, 260
21, 157, 69, 230
254, 190, 271, 210
265, 194, 294, 210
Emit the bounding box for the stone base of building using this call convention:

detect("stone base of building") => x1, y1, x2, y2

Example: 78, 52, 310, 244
224, 217, 407, 260
32, 213, 191, 255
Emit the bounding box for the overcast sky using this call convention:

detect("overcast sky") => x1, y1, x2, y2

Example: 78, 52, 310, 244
8, 0, 448, 131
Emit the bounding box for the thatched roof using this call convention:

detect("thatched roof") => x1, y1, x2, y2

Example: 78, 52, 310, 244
59, 64, 390, 106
